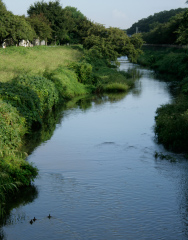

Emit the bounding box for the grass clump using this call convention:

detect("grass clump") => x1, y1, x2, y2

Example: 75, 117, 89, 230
104, 82, 129, 93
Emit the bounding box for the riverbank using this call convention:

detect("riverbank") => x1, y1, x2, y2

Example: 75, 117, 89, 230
137, 46, 188, 153
0, 45, 135, 217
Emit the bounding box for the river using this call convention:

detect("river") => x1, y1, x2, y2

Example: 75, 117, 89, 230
1, 59, 188, 240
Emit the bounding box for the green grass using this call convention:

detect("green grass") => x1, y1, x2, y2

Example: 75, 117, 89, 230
0, 46, 82, 83
104, 82, 129, 92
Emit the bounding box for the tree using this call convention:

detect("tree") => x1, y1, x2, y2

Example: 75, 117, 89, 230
84, 24, 144, 62
8, 15, 36, 44
0, 0, 9, 42
126, 8, 187, 35
27, 0, 65, 43
27, 14, 52, 43
176, 9, 188, 45
142, 12, 184, 44
62, 6, 90, 44
0, 0, 36, 44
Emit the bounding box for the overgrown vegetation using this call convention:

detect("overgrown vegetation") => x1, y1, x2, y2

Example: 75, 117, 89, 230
138, 46, 188, 153
0, 0, 144, 219
0, 47, 140, 218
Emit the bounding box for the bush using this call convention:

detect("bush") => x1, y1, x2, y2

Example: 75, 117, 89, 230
13, 75, 59, 114
68, 62, 93, 84
0, 100, 26, 157
0, 81, 42, 128
44, 66, 87, 99
155, 96, 188, 152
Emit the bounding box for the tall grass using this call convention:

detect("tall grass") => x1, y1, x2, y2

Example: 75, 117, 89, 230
0, 46, 82, 83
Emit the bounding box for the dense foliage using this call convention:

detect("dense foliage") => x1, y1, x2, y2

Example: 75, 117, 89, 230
126, 6, 188, 45
142, 12, 184, 44
126, 8, 187, 35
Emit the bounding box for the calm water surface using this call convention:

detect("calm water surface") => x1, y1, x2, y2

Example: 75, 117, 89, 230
2, 60, 188, 240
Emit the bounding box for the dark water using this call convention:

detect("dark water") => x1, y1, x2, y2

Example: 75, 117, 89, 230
2, 60, 188, 240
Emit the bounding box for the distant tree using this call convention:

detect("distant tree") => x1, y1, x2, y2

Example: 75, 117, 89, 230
84, 24, 144, 62
142, 12, 184, 44
0, 0, 6, 13
27, 14, 52, 43
9, 15, 36, 44
27, 0, 65, 43
62, 6, 91, 44
0, 0, 9, 42
176, 9, 188, 45
0, 0, 36, 44
126, 8, 187, 35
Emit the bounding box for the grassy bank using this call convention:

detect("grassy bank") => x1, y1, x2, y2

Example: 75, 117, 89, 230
0, 45, 134, 217
138, 46, 188, 153
0, 46, 82, 83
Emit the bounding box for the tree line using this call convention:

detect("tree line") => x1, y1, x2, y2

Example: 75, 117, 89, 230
0, 0, 143, 62
126, 4, 188, 46
126, 8, 187, 35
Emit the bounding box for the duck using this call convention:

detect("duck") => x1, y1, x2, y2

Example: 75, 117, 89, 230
30, 219, 33, 224
47, 214, 52, 219
33, 217, 37, 221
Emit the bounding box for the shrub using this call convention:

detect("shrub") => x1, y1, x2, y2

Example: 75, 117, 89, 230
155, 96, 188, 152
0, 100, 26, 157
0, 82, 42, 128
44, 66, 87, 99
13, 75, 59, 114
68, 61, 93, 84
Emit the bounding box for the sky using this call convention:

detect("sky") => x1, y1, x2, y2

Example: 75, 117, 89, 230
4, 0, 187, 29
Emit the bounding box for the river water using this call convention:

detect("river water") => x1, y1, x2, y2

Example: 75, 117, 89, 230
1, 60, 188, 240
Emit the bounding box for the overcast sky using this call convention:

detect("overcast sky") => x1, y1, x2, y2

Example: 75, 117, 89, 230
4, 0, 187, 29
